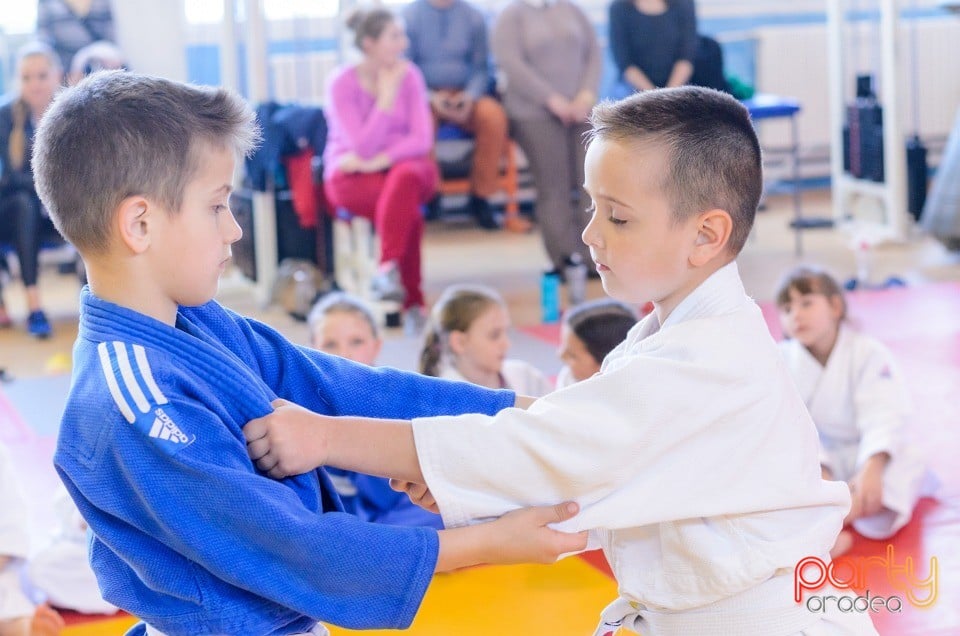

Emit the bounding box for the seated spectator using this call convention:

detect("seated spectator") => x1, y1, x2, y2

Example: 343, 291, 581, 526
322, 8, 437, 330
306, 292, 443, 528
36, 0, 115, 72
67, 40, 126, 85
609, 0, 698, 92
0, 42, 62, 338
556, 298, 637, 389
403, 0, 507, 230
420, 284, 552, 396
492, 0, 600, 277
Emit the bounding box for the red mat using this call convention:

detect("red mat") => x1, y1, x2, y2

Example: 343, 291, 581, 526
523, 283, 960, 635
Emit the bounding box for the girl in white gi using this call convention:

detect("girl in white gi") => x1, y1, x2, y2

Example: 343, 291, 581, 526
419, 284, 552, 397
556, 298, 637, 389
246, 87, 878, 635
0, 441, 64, 636
776, 266, 934, 557
25, 486, 119, 616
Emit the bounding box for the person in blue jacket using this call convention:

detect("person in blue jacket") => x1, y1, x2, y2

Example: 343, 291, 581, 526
31, 70, 586, 636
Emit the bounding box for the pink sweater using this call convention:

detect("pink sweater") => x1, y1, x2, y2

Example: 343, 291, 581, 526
322, 63, 434, 175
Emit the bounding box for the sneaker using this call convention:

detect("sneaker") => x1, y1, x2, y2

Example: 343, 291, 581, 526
469, 196, 500, 231
27, 310, 52, 339
370, 263, 405, 303
403, 305, 426, 337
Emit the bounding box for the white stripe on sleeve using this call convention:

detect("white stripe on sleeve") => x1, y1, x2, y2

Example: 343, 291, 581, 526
113, 342, 150, 413
97, 342, 136, 424
133, 344, 168, 405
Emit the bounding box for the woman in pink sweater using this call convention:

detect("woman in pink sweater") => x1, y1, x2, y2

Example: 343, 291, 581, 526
323, 8, 437, 318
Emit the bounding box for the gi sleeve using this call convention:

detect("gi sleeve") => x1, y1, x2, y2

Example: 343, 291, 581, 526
413, 350, 845, 533
61, 400, 437, 629
231, 309, 516, 419
852, 342, 910, 467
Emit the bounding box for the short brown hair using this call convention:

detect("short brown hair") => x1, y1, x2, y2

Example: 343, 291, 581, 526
774, 265, 847, 320
587, 86, 762, 255
345, 7, 396, 50
32, 71, 259, 254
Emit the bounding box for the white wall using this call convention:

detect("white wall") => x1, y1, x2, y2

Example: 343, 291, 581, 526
112, 0, 188, 81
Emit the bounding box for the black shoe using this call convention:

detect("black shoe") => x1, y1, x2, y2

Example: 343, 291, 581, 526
469, 196, 500, 230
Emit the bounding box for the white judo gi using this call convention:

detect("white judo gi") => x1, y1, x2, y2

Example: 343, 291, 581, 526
0, 441, 34, 623
438, 359, 553, 397
412, 263, 877, 635
25, 486, 118, 615
779, 326, 934, 539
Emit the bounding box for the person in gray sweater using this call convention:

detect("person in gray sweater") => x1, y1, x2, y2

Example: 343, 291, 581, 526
492, 0, 601, 274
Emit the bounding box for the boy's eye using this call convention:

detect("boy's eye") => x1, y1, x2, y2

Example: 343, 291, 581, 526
213, 204, 227, 214
608, 215, 627, 226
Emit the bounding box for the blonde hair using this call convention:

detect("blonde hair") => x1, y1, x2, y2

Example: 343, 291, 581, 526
419, 284, 505, 377
306, 292, 380, 344
8, 41, 61, 171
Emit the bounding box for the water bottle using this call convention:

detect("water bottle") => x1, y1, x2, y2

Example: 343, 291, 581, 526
540, 270, 560, 324
564, 253, 588, 307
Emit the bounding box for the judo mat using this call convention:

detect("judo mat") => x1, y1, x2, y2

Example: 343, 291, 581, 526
0, 281, 956, 635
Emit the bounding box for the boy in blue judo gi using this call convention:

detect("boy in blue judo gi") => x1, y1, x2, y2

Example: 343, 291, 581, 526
30, 70, 587, 636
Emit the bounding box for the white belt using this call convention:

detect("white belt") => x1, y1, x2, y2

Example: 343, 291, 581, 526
146, 622, 329, 636
594, 570, 819, 636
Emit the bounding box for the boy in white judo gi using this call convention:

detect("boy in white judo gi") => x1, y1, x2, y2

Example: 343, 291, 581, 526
31, 71, 586, 636
776, 266, 935, 556
246, 87, 881, 635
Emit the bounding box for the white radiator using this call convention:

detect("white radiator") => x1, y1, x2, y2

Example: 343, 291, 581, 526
752, 17, 960, 167
268, 51, 339, 104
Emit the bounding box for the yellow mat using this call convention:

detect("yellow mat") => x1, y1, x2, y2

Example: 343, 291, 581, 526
63, 558, 616, 636
330, 558, 616, 635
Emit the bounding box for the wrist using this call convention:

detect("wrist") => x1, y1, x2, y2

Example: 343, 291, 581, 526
868, 452, 891, 469
436, 524, 487, 572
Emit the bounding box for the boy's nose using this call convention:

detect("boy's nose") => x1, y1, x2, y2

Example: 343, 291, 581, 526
581, 214, 599, 247
224, 209, 243, 244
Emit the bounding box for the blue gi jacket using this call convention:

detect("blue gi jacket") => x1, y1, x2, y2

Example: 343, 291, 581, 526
55, 288, 514, 635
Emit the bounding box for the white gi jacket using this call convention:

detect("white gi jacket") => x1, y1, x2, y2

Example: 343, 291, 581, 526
779, 326, 933, 538
438, 359, 553, 397
413, 263, 873, 635
0, 441, 34, 621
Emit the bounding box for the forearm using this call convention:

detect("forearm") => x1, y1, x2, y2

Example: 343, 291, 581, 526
666, 60, 694, 88
435, 524, 489, 572
327, 416, 425, 483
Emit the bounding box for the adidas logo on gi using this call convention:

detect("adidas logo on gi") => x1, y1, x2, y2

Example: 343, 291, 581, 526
149, 407, 190, 444
97, 341, 195, 449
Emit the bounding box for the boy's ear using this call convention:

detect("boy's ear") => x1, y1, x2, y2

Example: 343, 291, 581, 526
115, 195, 153, 254
689, 209, 733, 267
